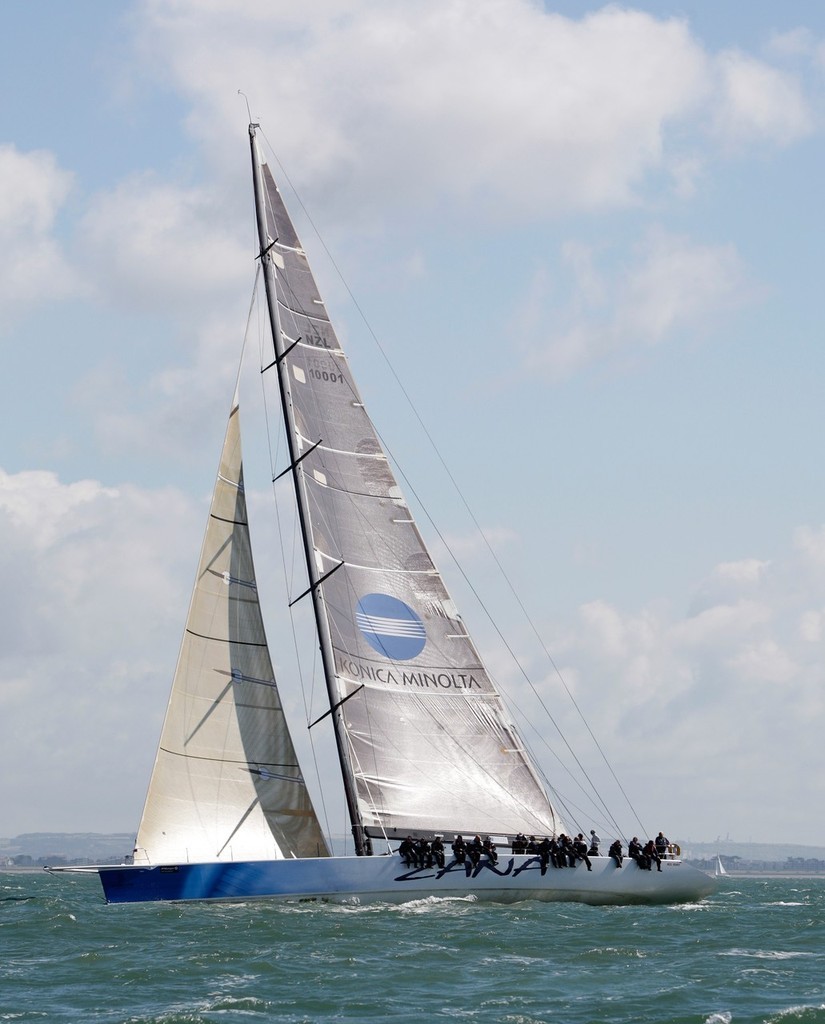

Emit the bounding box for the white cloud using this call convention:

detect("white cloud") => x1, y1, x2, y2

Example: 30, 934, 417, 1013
0, 467, 201, 832
432, 524, 520, 564
68, 176, 255, 463
711, 50, 813, 148
799, 608, 825, 643
619, 228, 747, 338
794, 524, 825, 569
80, 175, 249, 311
524, 226, 749, 378
77, 312, 246, 463
768, 27, 818, 58
727, 638, 798, 687
767, 26, 825, 70
0, 468, 117, 549
526, 527, 825, 843
133, 0, 814, 218
0, 145, 80, 321
714, 559, 769, 585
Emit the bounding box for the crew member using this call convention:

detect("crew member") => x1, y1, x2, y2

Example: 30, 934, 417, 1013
431, 835, 446, 868
573, 833, 592, 871
628, 837, 645, 868
643, 838, 662, 871
399, 836, 415, 867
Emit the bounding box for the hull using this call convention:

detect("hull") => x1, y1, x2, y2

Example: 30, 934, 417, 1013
98, 853, 714, 906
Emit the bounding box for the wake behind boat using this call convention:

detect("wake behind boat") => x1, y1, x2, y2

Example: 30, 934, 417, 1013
84, 124, 712, 906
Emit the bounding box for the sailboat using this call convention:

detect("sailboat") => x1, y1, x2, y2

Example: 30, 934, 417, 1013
92, 124, 714, 906
714, 855, 728, 877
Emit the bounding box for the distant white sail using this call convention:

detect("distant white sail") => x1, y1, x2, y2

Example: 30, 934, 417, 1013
134, 399, 329, 865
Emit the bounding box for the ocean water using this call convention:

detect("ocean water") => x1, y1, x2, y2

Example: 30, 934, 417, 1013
2, 871, 825, 1024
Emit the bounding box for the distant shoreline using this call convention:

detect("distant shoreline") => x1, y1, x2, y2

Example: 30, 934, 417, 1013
721, 871, 825, 880
2, 868, 50, 876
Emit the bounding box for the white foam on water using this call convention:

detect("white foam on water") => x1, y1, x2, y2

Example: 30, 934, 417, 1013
724, 949, 818, 960
765, 1004, 825, 1023
397, 893, 480, 913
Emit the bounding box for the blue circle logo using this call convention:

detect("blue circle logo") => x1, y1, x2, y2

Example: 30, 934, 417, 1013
355, 593, 426, 660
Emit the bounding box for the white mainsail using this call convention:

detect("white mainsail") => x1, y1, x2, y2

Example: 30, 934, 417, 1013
255, 155, 564, 846
134, 397, 329, 865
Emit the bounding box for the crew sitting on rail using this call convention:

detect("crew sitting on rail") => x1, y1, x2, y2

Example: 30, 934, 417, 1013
573, 834, 593, 871
560, 834, 578, 866
400, 830, 655, 873
628, 837, 646, 868
643, 838, 662, 871
467, 835, 483, 866
399, 836, 415, 867
431, 835, 446, 868
417, 837, 432, 867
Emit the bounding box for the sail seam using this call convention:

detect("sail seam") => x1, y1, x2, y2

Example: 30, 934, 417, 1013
274, 242, 305, 255
303, 443, 385, 461
217, 473, 243, 489
309, 480, 399, 502
277, 301, 331, 326
317, 559, 436, 575
296, 339, 344, 355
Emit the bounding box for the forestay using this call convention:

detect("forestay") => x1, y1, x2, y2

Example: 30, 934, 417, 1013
134, 399, 329, 865
259, 161, 564, 842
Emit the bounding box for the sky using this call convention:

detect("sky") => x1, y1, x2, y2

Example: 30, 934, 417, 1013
2, 0, 825, 849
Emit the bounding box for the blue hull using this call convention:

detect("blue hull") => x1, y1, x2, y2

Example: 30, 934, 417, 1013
99, 861, 298, 903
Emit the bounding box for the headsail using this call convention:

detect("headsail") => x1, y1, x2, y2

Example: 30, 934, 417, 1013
252, 135, 564, 845
134, 397, 329, 865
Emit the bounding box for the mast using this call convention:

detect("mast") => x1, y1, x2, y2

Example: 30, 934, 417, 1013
248, 124, 369, 855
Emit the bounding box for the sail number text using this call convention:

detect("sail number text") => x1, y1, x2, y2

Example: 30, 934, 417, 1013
307, 358, 345, 385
